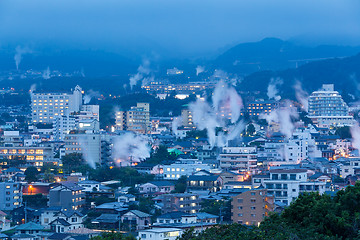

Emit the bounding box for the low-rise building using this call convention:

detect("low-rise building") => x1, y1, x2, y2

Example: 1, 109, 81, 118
231, 188, 274, 226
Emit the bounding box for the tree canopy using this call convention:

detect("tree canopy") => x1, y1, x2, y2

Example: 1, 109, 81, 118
179, 182, 360, 240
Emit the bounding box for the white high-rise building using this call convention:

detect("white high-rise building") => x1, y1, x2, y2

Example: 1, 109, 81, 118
308, 84, 354, 127
31, 85, 83, 123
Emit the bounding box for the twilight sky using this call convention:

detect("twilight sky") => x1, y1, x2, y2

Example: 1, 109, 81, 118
0, 0, 359, 58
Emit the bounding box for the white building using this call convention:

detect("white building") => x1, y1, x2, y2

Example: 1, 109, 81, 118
137, 228, 183, 240
31, 85, 83, 123
308, 84, 354, 127
162, 160, 213, 180
264, 169, 326, 205
61, 133, 101, 167
219, 147, 257, 172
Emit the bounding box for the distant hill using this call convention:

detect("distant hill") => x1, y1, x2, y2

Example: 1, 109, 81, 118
237, 52, 360, 102
215, 38, 360, 75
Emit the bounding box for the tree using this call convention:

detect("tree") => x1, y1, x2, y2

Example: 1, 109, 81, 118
174, 175, 187, 193
23, 194, 48, 208
24, 166, 39, 183
61, 153, 85, 173
246, 123, 256, 136
148, 145, 170, 164
335, 126, 352, 139
91, 231, 136, 240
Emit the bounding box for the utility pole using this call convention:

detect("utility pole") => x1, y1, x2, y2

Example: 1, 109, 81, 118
24, 201, 27, 224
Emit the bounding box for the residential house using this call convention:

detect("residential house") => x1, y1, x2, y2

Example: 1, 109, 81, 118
155, 193, 201, 214
138, 181, 175, 195
137, 228, 183, 240
121, 210, 151, 231
48, 182, 85, 210
187, 175, 223, 192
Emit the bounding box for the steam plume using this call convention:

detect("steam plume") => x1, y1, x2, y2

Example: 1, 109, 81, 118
14, 46, 32, 70
196, 66, 205, 76
351, 122, 360, 154
129, 59, 152, 89
42, 67, 51, 80
294, 80, 309, 112
112, 132, 150, 166
83, 90, 101, 104
267, 78, 283, 101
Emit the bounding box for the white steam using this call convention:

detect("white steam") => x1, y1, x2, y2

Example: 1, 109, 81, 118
14, 46, 32, 70
78, 137, 96, 168
262, 101, 299, 138
189, 80, 244, 147
83, 90, 101, 104
351, 122, 360, 153
294, 80, 309, 112
196, 66, 205, 76
42, 67, 51, 80
267, 78, 283, 101
29, 84, 36, 93
112, 132, 150, 166
129, 59, 152, 89
172, 116, 183, 137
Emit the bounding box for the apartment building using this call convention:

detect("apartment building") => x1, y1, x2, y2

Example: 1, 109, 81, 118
0, 182, 22, 211
231, 188, 274, 226
264, 169, 326, 205
115, 103, 150, 134
219, 147, 257, 172
246, 100, 279, 117
48, 182, 85, 210
155, 193, 201, 214
0, 146, 54, 167
31, 85, 83, 123
308, 84, 354, 127
162, 161, 213, 180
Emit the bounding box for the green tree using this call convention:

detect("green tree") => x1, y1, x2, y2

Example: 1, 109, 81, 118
335, 126, 352, 139
24, 166, 39, 183
61, 153, 85, 173
91, 231, 136, 240
23, 194, 48, 208
246, 123, 256, 136
174, 175, 187, 193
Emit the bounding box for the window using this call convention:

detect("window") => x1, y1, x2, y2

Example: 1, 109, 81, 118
237, 199, 243, 203
141, 234, 146, 239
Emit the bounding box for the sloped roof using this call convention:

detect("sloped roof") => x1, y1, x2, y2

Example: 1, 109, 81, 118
50, 218, 71, 226
125, 210, 151, 218
56, 210, 84, 218
158, 211, 193, 219
16, 221, 44, 231
150, 181, 175, 187
195, 212, 218, 219
188, 175, 220, 181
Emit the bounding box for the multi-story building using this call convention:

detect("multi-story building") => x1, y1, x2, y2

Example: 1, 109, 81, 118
31, 85, 83, 123
162, 161, 213, 180
231, 188, 274, 226
115, 103, 150, 134
308, 84, 354, 127
48, 182, 85, 210
53, 105, 100, 141
264, 169, 326, 205
219, 147, 257, 172
0, 146, 54, 167
0, 182, 22, 211
61, 132, 101, 167
246, 100, 278, 117
155, 193, 201, 214
181, 109, 193, 127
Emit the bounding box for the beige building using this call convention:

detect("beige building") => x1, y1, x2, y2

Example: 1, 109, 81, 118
115, 103, 150, 134
231, 188, 274, 226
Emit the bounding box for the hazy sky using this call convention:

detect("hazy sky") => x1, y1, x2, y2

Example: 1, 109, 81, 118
1, 0, 359, 57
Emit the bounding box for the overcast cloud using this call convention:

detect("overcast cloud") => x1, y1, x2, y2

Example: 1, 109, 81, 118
0, 0, 359, 57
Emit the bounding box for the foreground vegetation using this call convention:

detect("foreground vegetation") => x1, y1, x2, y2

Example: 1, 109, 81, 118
180, 182, 360, 240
